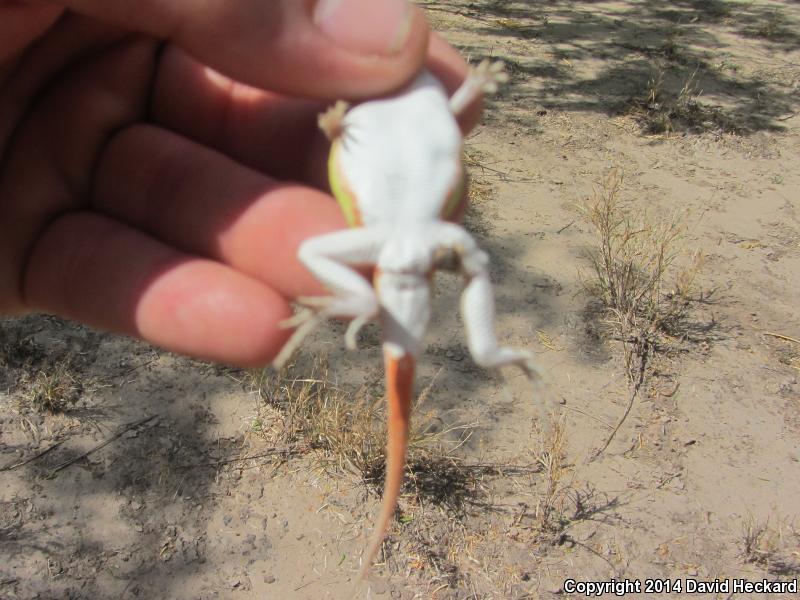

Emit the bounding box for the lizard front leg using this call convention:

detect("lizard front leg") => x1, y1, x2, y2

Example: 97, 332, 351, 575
449, 59, 509, 116
274, 227, 385, 368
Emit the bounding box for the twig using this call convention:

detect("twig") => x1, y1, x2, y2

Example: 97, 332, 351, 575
564, 406, 614, 429
97, 357, 157, 384
566, 535, 620, 574
0, 440, 63, 472
48, 414, 158, 475
177, 448, 294, 470
556, 219, 575, 234
293, 578, 340, 592
656, 471, 682, 489
460, 461, 543, 474
764, 332, 800, 345
591, 339, 649, 461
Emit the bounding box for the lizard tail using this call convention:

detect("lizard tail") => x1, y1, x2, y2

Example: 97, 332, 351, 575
358, 353, 415, 580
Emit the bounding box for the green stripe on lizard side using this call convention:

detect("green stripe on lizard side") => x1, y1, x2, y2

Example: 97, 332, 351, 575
328, 142, 361, 228
440, 166, 468, 221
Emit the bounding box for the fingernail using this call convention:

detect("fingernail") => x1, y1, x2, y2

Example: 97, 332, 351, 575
313, 0, 413, 56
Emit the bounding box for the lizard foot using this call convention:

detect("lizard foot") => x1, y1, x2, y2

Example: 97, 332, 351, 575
273, 294, 377, 368
473, 347, 542, 380
449, 59, 509, 115
470, 59, 510, 94
273, 307, 327, 370
318, 100, 350, 141
298, 294, 377, 351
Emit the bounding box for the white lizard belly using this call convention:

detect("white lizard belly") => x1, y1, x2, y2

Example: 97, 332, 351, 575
337, 71, 463, 225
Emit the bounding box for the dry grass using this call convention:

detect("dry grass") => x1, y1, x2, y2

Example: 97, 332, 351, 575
628, 68, 735, 135
18, 360, 84, 415
531, 415, 571, 537
246, 356, 480, 508
1, 323, 90, 416
741, 515, 800, 576
244, 356, 565, 586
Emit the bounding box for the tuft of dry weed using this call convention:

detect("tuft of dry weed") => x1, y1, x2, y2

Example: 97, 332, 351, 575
628, 68, 735, 135
579, 168, 703, 379
19, 360, 84, 414
741, 515, 800, 576
532, 414, 571, 537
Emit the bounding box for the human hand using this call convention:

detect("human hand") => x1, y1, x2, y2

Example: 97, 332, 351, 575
0, 0, 480, 366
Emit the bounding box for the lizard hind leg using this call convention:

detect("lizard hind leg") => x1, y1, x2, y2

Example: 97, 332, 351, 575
275, 227, 387, 368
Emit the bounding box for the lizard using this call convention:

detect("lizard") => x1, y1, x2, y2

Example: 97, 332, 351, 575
273, 60, 539, 579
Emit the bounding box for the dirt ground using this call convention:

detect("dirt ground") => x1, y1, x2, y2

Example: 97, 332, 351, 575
2, 1, 800, 598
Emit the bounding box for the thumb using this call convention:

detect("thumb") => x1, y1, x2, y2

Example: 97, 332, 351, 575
44, 0, 430, 99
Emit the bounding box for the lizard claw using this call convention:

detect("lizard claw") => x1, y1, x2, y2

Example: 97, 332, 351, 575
449, 59, 508, 115
502, 350, 542, 381
273, 308, 327, 370
471, 59, 510, 94
519, 354, 544, 381
318, 100, 350, 141
273, 295, 377, 368
345, 314, 371, 351
472, 347, 542, 380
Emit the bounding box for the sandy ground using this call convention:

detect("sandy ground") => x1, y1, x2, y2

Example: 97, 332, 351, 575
2, 1, 799, 598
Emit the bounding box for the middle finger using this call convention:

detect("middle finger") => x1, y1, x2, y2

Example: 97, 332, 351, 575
92, 124, 345, 300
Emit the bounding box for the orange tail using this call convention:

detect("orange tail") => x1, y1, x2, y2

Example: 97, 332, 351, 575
358, 352, 415, 579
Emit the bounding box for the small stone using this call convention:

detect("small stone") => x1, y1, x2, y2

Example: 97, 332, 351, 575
264, 575, 276, 584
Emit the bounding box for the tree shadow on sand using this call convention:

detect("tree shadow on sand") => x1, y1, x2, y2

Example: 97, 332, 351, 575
428, 0, 800, 134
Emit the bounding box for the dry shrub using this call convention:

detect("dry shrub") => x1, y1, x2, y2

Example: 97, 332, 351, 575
579, 169, 703, 378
